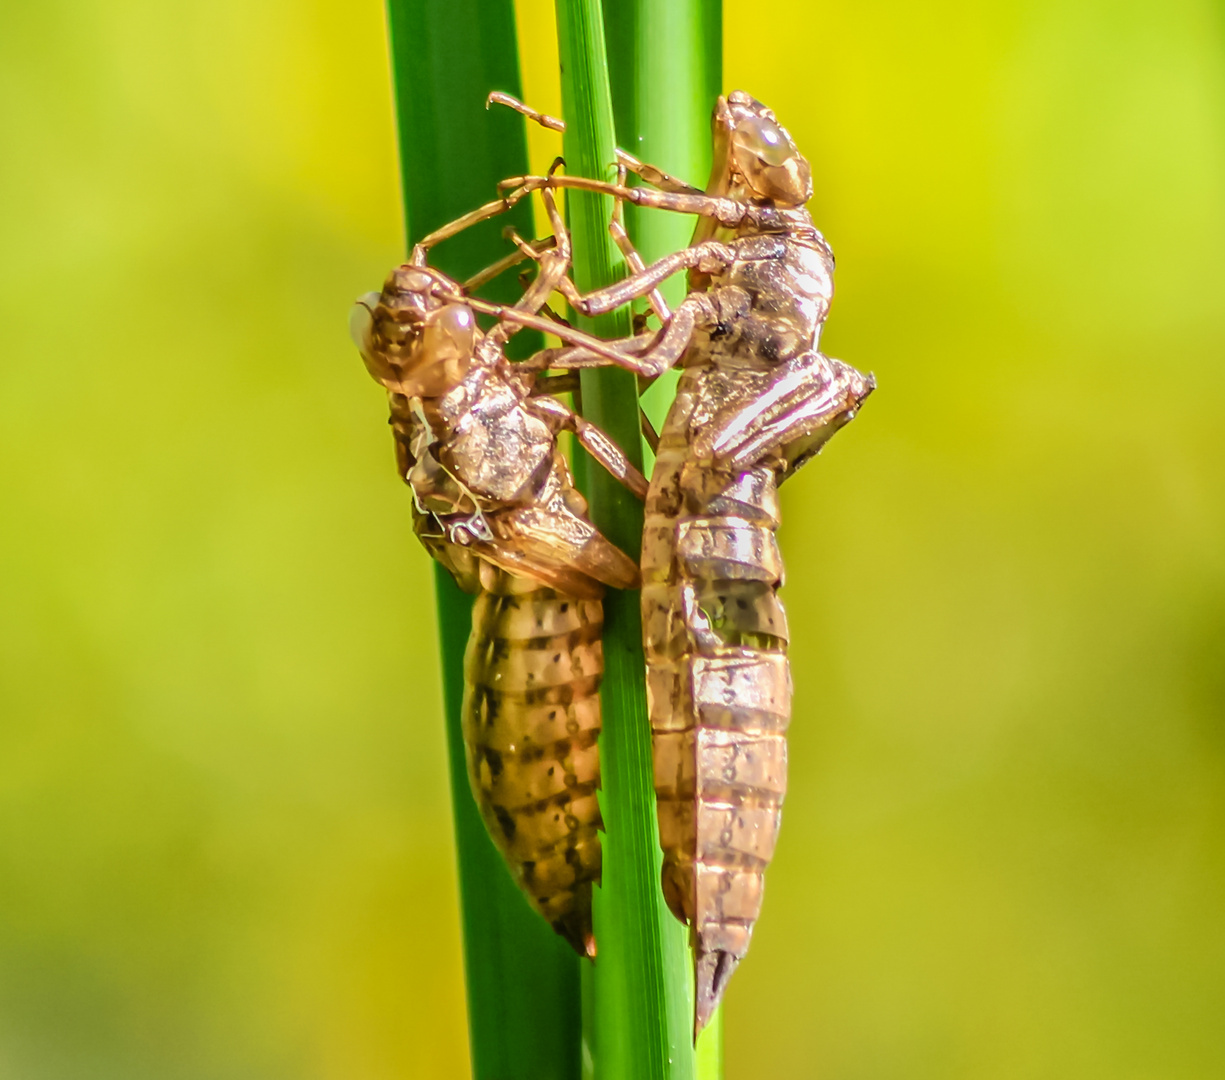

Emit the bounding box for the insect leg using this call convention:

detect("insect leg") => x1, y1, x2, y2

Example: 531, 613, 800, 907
488, 92, 702, 196
485, 181, 573, 350
451, 295, 684, 378
529, 395, 649, 500
461, 234, 557, 292
529, 292, 712, 378
557, 241, 735, 318
528, 372, 581, 396
500, 174, 747, 228
640, 410, 660, 455
608, 163, 671, 324
408, 195, 527, 265
524, 330, 655, 372
487, 90, 566, 132
612, 150, 705, 197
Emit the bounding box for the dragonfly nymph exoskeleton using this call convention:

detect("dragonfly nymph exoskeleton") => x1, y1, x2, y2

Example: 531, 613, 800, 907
500, 91, 875, 1031
350, 187, 650, 955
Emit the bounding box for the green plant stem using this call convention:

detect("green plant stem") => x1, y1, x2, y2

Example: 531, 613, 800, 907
604, 1, 726, 1072
384, 4, 581, 1078
604, 1, 723, 445
554, 2, 696, 1079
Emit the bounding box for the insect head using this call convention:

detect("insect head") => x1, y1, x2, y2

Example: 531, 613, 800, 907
350, 266, 477, 399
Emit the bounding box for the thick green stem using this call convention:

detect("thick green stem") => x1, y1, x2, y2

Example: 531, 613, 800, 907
384, 4, 581, 1078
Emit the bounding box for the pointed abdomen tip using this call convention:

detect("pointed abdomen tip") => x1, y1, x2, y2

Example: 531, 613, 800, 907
694, 948, 740, 1036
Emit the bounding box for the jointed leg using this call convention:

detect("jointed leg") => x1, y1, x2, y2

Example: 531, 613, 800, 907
499, 165, 681, 323
444, 292, 679, 378
529, 292, 714, 377
500, 173, 749, 230
613, 150, 705, 197
488, 92, 703, 196
528, 394, 649, 500
485, 177, 572, 350
528, 368, 661, 458
409, 195, 523, 266
561, 240, 735, 318
640, 410, 660, 455
526, 330, 656, 372
528, 372, 581, 396
609, 163, 671, 324
488, 91, 565, 132
517, 273, 572, 330
462, 234, 557, 292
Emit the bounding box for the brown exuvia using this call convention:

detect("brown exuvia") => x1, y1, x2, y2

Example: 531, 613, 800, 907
350, 187, 648, 955
504, 91, 874, 1032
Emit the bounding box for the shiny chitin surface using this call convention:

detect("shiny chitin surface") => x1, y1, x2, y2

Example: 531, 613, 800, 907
352, 252, 645, 955
464, 562, 604, 953
648, 95, 873, 1031
513, 91, 875, 1027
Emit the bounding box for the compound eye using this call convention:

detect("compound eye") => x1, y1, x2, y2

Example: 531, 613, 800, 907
734, 115, 792, 167
412, 302, 476, 395
731, 114, 812, 206
422, 303, 475, 365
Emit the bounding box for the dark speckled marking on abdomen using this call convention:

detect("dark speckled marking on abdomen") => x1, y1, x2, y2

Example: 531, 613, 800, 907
461, 567, 605, 955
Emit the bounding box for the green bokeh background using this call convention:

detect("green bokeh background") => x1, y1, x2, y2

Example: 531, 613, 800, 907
2, 1, 1223, 1077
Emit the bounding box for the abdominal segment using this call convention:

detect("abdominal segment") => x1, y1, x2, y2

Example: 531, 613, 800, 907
643, 388, 792, 1033
462, 566, 604, 956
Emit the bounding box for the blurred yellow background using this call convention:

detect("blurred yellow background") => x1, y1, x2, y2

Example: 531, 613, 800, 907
2, 1, 1223, 1077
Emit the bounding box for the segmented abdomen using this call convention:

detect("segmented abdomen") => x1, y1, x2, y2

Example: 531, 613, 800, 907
462, 565, 603, 955
642, 368, 791, 1030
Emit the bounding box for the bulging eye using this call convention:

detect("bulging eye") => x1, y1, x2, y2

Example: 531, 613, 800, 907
734, 116, 792, 167
410, 302, 476, 396
730, 114, 812, 206
419, 304, 475, 367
